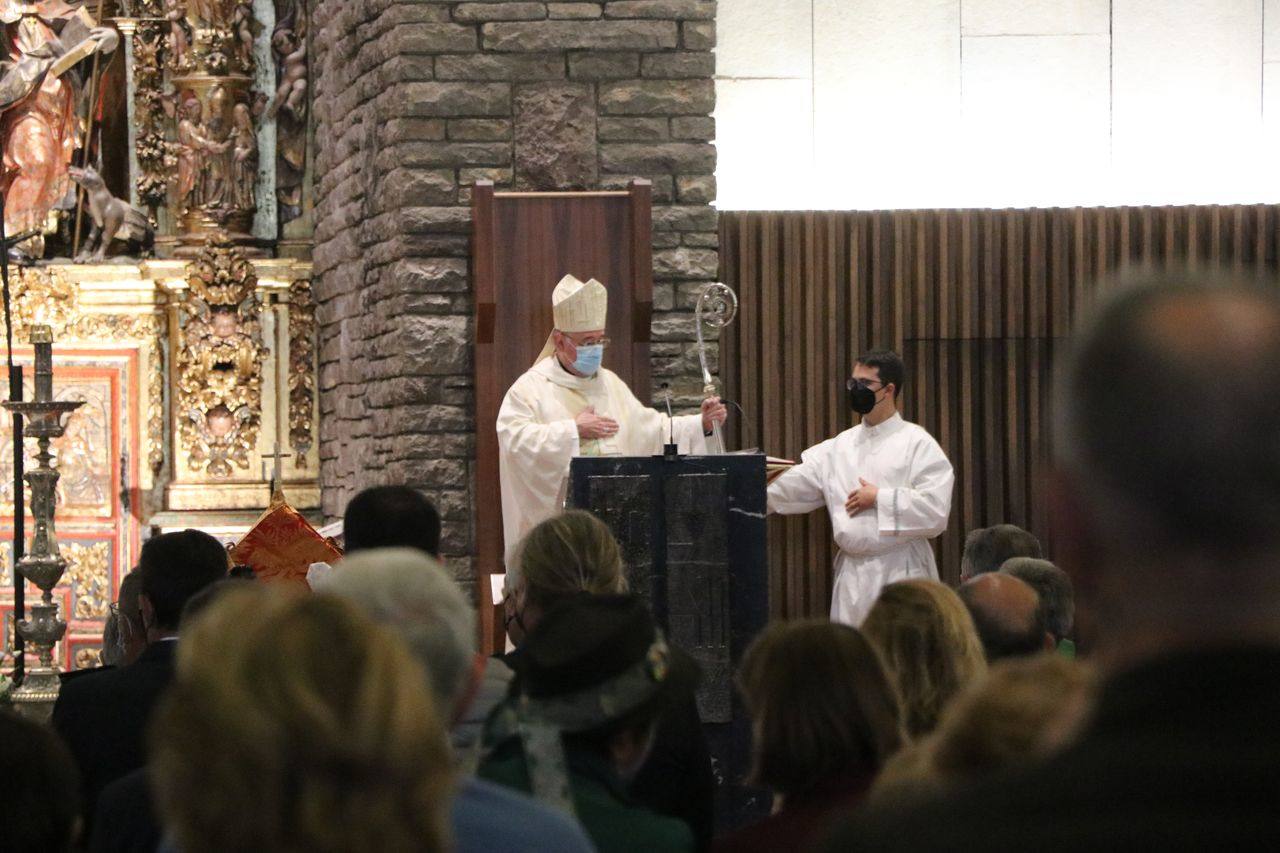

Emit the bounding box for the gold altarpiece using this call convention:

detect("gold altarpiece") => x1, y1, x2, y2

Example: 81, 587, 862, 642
0, 0, 317, 672
0, 244, 317, 671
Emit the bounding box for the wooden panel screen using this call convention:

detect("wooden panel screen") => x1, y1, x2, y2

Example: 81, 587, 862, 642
720, 206, 1280, 619
473, 181, 653, 651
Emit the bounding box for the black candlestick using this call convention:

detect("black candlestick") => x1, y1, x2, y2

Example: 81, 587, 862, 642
0, 191, 23, 685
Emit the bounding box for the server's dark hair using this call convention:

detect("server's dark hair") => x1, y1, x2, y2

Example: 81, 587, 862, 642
856, 350, 905, 398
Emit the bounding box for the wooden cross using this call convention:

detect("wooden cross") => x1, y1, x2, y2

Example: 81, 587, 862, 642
261, 441, 292, 501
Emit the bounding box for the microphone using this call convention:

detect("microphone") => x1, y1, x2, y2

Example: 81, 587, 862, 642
661, 383, 678, 460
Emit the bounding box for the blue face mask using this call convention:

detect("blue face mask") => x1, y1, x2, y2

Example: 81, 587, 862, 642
572, 344, 604, 375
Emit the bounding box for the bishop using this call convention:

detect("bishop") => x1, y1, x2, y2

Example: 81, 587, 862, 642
496, 275, 727, 565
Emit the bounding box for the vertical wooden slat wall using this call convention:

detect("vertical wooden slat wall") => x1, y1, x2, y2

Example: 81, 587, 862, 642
720, 206, 1280, 620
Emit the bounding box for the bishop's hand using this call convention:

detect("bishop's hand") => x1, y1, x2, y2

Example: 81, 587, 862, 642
576, 406, 619, 440
845, 478, 879, 516
701, 396, 728, 433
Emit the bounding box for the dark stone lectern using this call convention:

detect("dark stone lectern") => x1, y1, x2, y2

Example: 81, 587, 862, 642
569, 453, 770, 828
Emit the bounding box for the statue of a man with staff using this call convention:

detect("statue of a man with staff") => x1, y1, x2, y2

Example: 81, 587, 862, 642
0, 1, 117, 260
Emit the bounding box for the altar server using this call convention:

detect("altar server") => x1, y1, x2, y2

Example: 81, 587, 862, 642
497, 275, 727, 565
768, 351, 954, 625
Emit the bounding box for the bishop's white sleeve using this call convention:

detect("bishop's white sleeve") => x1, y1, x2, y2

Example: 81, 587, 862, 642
875, 434, 954, 539
670, 413, 710, 454
496, 383, 579, 463
767, 439, 832, 515
496, 382, 581, 565
619, 385, 709, 454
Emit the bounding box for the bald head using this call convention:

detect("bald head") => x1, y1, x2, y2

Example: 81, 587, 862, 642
1055, 275, 1280, 652
1060, 281, 1280, 552
958, 573, 1050, 662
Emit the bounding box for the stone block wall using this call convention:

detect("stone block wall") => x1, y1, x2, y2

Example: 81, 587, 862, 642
312, 0, 719, 583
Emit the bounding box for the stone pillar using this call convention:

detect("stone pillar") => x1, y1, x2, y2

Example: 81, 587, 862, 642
311, 0, 719, 591
114, 18, 141, 209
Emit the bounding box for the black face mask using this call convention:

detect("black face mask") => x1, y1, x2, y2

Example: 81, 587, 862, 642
846, 378, 879, 415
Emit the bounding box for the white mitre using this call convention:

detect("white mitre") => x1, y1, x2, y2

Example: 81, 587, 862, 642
533, 275, 608, 365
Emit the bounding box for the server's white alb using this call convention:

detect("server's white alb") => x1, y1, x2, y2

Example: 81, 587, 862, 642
497, 275, 707, 565
768, 413, 954, 625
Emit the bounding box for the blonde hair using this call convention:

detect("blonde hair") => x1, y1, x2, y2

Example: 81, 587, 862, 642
871, 655, 1095, 803
739, 620, 904, 797
862, 580, 987, 738
929, 654, 1095, 777
514, 510, 628, 610
150, 586, 453, 853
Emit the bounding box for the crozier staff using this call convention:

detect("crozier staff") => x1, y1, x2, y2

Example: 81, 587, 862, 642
496, 274, 727, 565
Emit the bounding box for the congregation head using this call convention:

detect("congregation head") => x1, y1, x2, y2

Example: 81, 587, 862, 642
1054, 274, 1280, 651
927, 655, 1096, 781
960, 524, 1042, 581
320, 546, 477, 722
1001, 557, 1075, 644
0, 710, 80, 851
862, 580, 987, 737
104, 567, 145, 667
958, 572, 1052, 662
343, 485, 442, 557
136, 529, 229, 636
505, 509, 627, 645
150, 584, 453, 853
511, 594, 696, 777
738, 620, 903, 799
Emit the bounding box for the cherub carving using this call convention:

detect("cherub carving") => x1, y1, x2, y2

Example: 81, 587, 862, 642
231, 1, 254, 68
266, 27, 306, 120
165, 0, 189, 68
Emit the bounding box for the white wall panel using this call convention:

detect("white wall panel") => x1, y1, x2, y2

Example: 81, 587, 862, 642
961, 0, 1110, 36
713, 0, 1276, 208
1266, 0, 1280, 61
717, 0, 814, 79
1264, 64, 1280, 199
715, 78, 815, 209
960, 34, 1111, 206
1112, 0, 1264, 204
812, 0, 961, 208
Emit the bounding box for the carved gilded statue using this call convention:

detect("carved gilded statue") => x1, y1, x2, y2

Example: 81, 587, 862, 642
166, 0, 258, 250
176, 233, 264, 477
270, 0, 306, 226
230, 101, 255, 208
0, 1, 117, 258
175, 95, 227, 213
164, 0, 188, 69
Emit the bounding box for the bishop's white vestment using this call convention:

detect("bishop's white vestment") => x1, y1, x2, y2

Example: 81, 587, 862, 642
497, 356, 708, 565
767, 412, 954, 626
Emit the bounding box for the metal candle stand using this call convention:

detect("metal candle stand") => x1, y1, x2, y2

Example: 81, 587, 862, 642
3, 325, 84, 718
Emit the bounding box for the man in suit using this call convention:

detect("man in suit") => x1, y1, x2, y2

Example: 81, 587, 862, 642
342, 484, 442, 557
53, 529, 228, 831
826, 276, 1280, 850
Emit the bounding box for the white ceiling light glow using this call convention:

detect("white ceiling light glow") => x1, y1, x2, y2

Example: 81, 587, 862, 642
714, 0, 1280, 211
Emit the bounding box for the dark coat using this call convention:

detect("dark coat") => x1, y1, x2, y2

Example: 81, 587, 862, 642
51, 640, 177, 834
480, 736, 696, 853
714, 773, 872, 853
823, 645, 1280, 852
630, 693, 716, 851
90, 768, 160, 853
